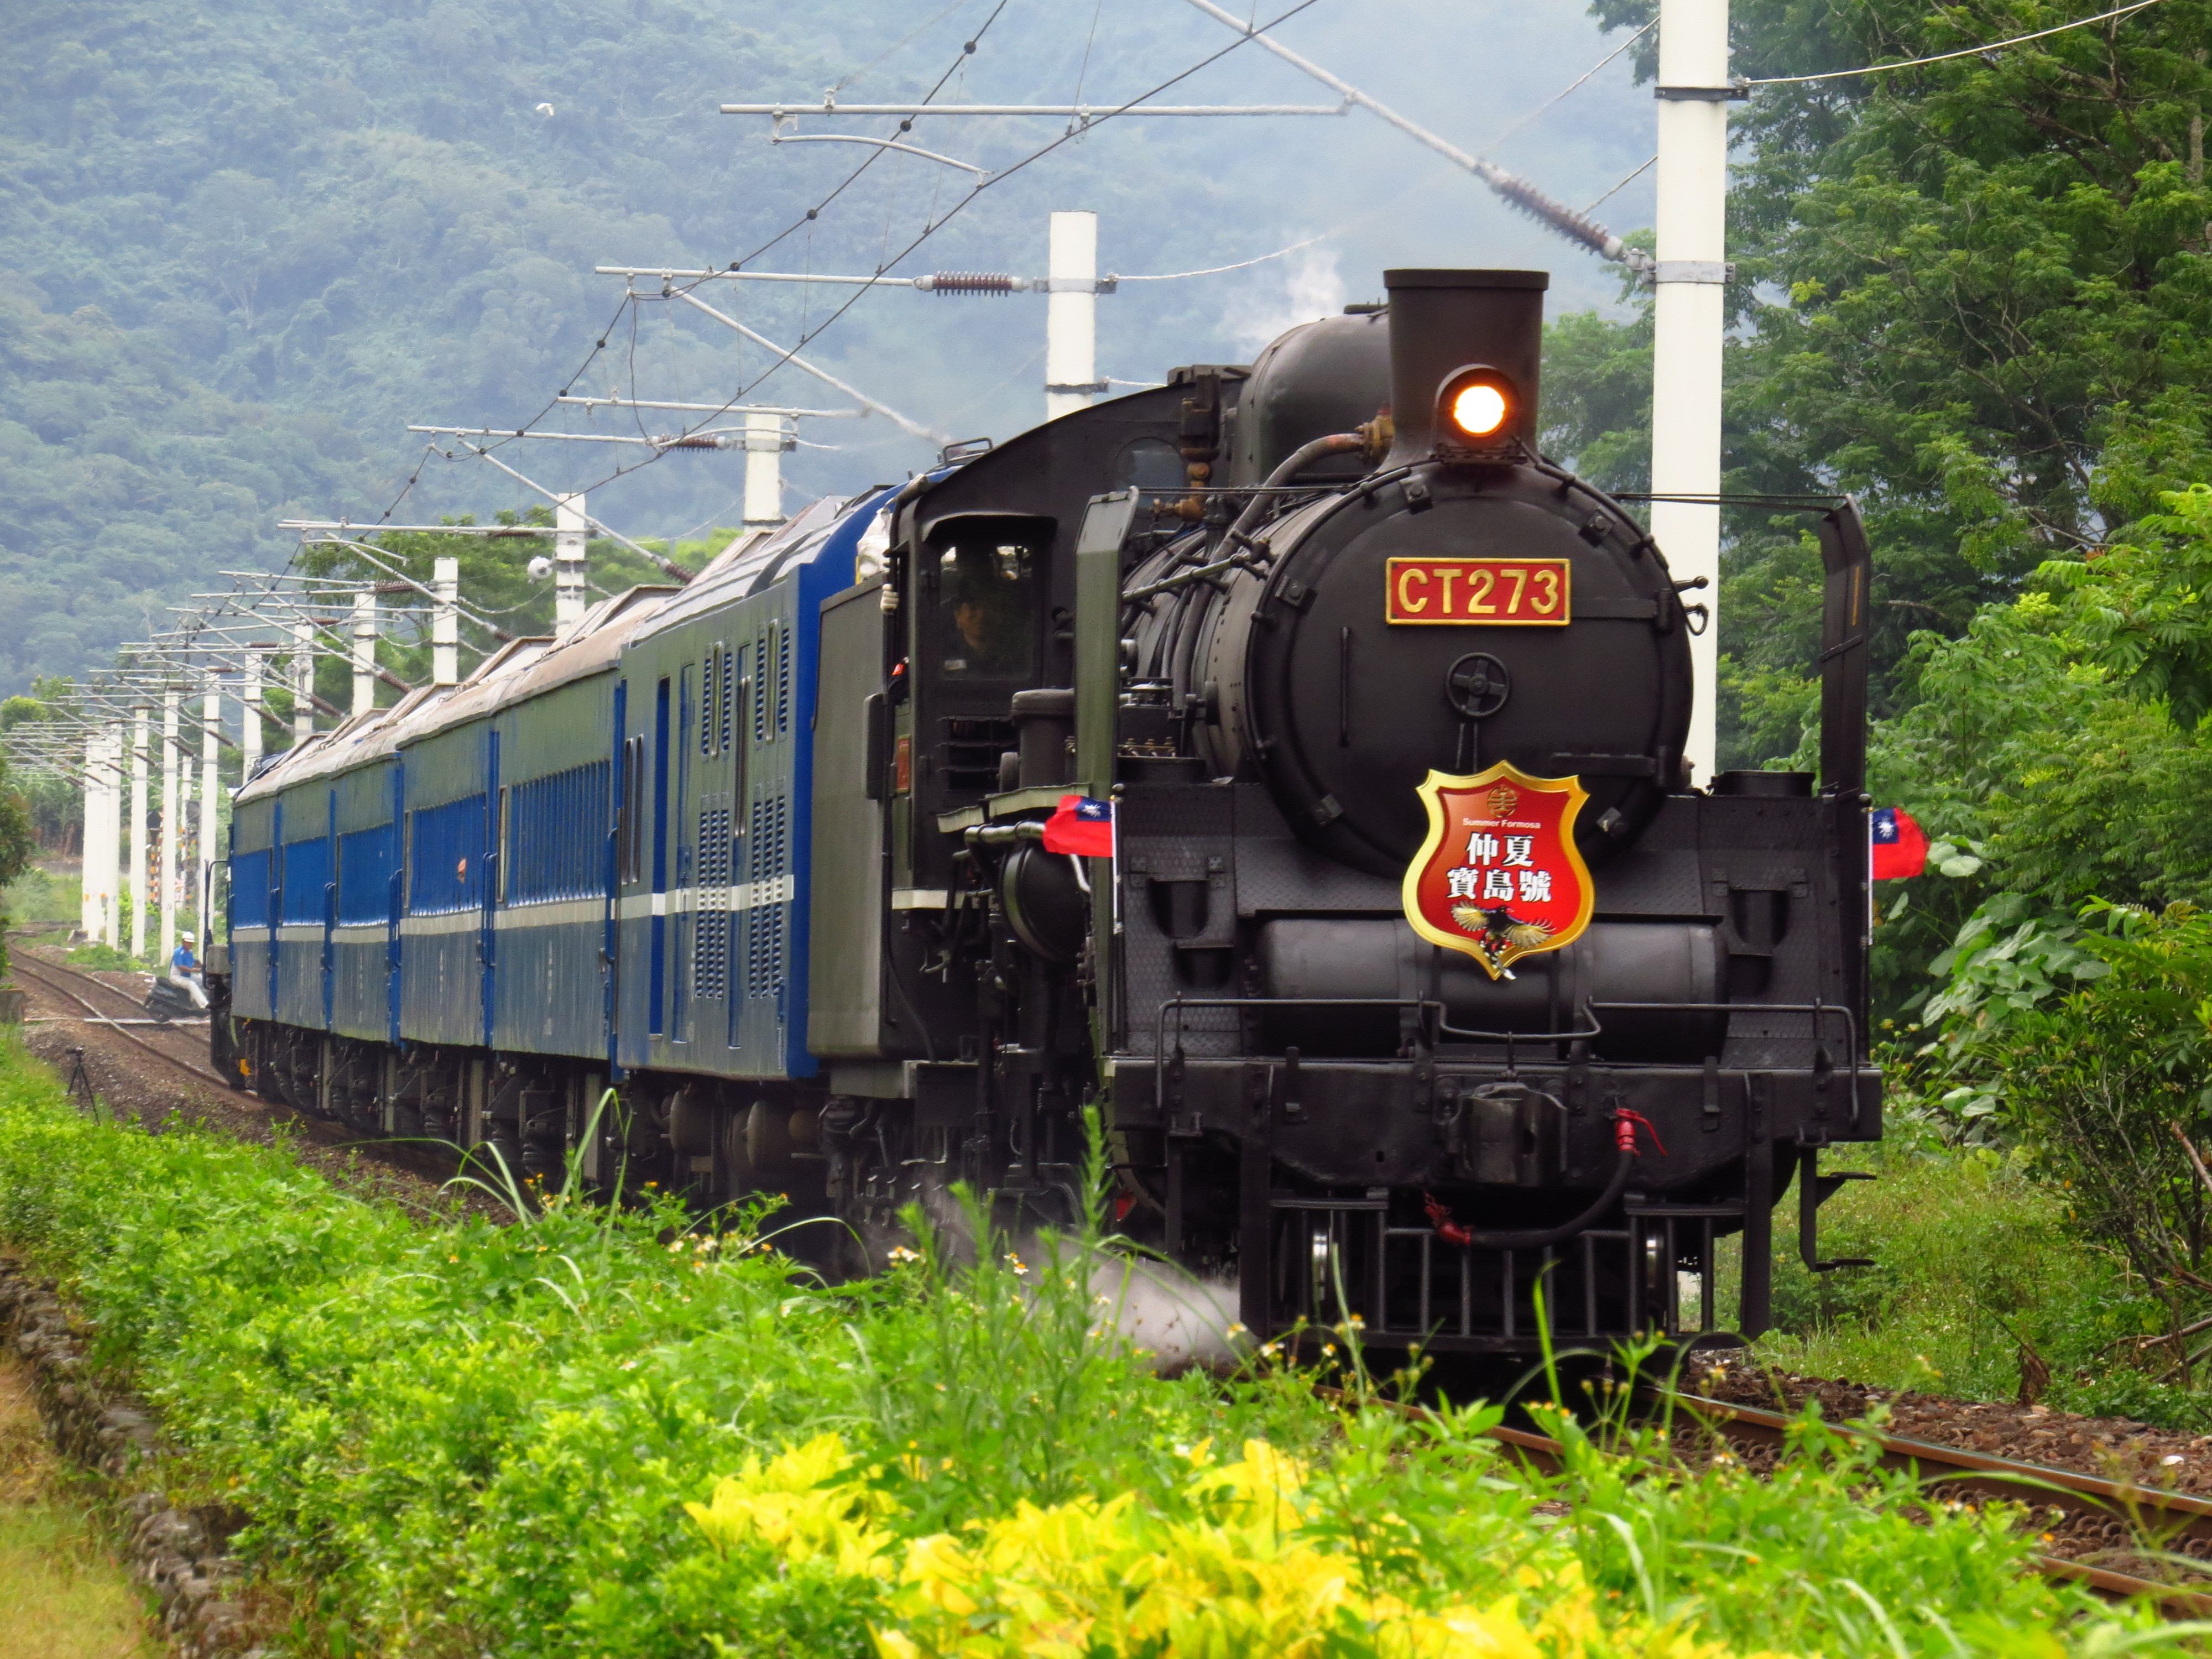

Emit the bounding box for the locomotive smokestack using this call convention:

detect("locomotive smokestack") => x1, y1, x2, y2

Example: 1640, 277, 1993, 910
1381, 269, 1548, 468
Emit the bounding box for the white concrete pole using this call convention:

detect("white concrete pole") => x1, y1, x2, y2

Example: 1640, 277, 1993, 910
200, 683, 220, 930
82, 726, 116, 942
79, 727, 101, 940
1045, 210, 1100, 422
1649, 0, 1730, 786
554, 493, 588, 637
241, 656, 264, 776
160, 691, 179, 968
433, 557, 461, 686
351, 589, 378, 716
742, 413, 787, 529
291, 619, 315, 744
129, 706, 149, 961
102, 726, 123, 950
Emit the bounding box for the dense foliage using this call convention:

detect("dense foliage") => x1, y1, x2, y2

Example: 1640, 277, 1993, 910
1547, 0, 2212, 764
0, 1042, 2166, 1656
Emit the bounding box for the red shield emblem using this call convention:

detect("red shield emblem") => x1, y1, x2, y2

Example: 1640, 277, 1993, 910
1401, 763, 1595, 979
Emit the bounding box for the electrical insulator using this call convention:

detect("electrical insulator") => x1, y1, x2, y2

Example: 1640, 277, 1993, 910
922, 272, 1018, 296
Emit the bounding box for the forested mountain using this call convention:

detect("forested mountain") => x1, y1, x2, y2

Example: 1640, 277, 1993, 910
0, 0, 1653, 693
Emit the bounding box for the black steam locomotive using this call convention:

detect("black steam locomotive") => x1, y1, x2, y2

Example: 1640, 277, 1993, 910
217, 267, 1879, 1360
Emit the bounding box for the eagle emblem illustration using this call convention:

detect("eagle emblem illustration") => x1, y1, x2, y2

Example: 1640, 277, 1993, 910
1448, 902, 1556, 959
1404, 763, 1595, 979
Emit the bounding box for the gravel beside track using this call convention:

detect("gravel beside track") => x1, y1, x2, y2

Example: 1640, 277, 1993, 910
1682, 1362, 2212, 1496
6, 938, 498, 1223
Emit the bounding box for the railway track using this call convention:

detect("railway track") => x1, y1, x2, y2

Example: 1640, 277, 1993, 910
1326, 1385, 2212, 1616
9, 951, 233, 1092
1662, 1391, 2212, 1615
8, 940, 496, 1212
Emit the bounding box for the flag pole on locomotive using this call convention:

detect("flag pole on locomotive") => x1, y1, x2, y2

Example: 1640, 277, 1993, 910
1043, 792, 1116, 907
1869, 806, 1928, 940
1869, 807, 1927, 881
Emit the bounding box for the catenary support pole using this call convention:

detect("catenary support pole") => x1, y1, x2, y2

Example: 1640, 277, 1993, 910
743, 413, 786, 529
291, 620, 315, 744
351, 591, 379, 716
1046, 211, 1101, 422
78, 727, 101, 940
84, 726, 118, 944
241, 655, 264, 776
555, 494, 588, 637
1650, 0, 1730, 784
160, 691, 179, 968
103, 725, 123, 950
200, 682, 220, 932
129, 706, 149, 961
433, 557, 461, 686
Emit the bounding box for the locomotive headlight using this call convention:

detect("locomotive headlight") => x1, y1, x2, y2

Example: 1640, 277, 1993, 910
1449, 382, 1509, 437
1436, 368, 1518, 448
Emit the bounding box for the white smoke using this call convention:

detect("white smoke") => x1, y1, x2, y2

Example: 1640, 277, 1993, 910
1093, 1256, 1245, 1374
1226, 246, 1349, 356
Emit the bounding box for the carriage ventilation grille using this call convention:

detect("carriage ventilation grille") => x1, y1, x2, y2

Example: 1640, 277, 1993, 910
744, 792, 789, 1003
693, 799, 733, 1001
703, 642, 743, 755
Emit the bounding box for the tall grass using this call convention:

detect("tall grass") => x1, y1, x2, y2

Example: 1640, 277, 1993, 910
0, 1356, 155, 1659
1724, 1121, 2204, 1426
0, 1038, 2192, 1656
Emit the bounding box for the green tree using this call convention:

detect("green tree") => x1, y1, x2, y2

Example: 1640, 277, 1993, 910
1549, 0, 2212, 762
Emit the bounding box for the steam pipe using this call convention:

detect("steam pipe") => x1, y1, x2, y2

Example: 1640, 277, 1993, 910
1225, 430, 1371, 548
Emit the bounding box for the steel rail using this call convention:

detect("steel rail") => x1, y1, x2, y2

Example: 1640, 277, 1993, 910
11, 953, 234, 1091
1314, 1384, 2212, 1615
1660, 1391, 2212, 1615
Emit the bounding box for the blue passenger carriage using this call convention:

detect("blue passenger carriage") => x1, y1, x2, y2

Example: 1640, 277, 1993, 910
218, 489, 891, 1207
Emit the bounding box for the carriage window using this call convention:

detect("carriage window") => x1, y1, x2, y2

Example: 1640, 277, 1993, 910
935, 540, 1037, 679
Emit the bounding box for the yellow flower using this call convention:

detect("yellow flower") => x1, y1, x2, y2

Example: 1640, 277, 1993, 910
684, 1434, 898, 1579
695, 1438, 1799, 1659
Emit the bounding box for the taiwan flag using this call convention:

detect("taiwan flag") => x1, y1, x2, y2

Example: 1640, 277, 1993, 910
1870, 807, 1928, 880
1043, 794, 1115, 858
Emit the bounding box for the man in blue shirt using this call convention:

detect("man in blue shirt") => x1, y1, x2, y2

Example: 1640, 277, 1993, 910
148, 932, 208, 1021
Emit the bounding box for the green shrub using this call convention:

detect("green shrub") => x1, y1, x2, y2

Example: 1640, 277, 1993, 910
61, 943, 139, 973
1739, 1129, 2192, 1419
0, 1040, 2189, 1656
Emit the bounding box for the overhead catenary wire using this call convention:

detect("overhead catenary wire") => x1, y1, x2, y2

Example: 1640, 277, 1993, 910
1112, 159, 1460, 283
826, 0, 975, 97
1750, 0, 2166, 84
1176, 0, 1656, 275
1475, 19, 1655, 155
1113, 224, 1344, 281
1584, 154, 1656, 214
404, 2, 1024, 524
727, 1, 1016, 278
445, 0, 1329, 515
